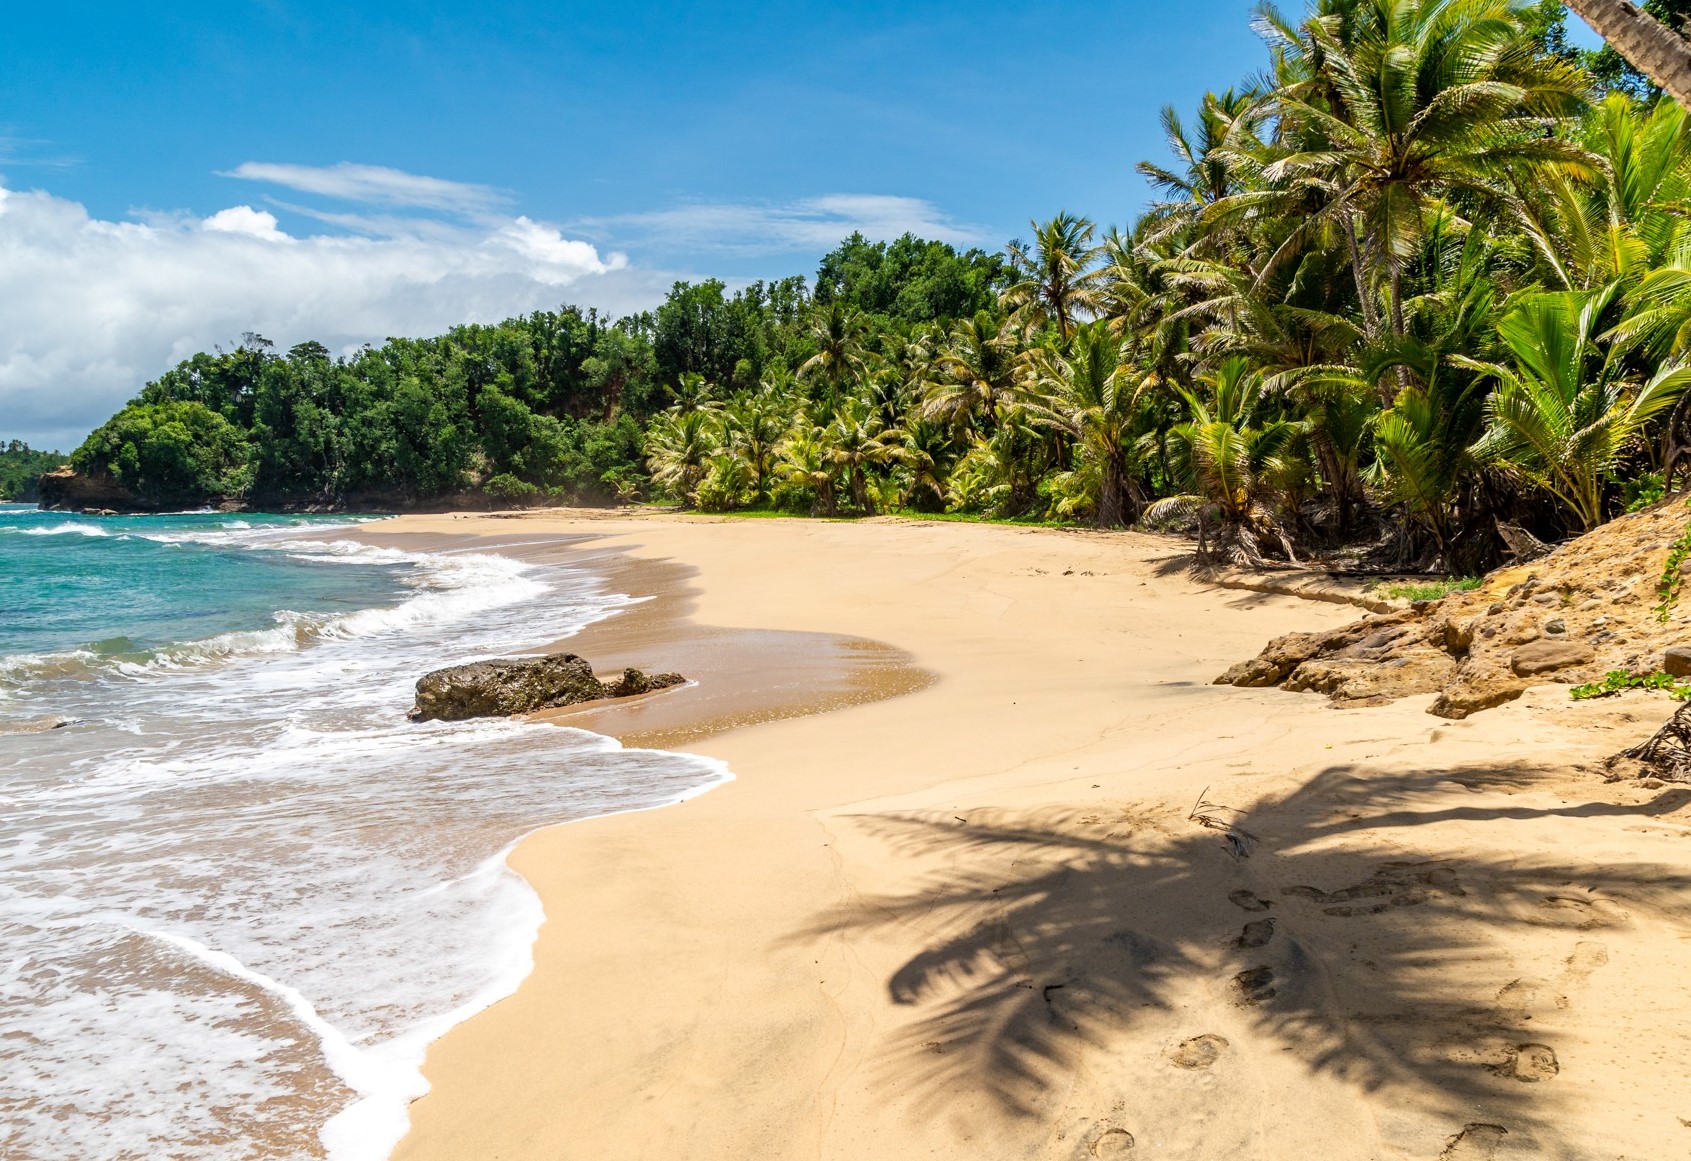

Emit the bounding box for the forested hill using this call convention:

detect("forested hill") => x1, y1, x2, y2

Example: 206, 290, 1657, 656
0, 443, 67, 501
53, 1, 1691, 576
61, 233, 1005, 511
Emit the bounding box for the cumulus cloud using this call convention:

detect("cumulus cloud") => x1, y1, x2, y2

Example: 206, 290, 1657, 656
587, 193, 991, 254
0, 184, 653, 450
221, 161, 505, 214
201, 205, 290, 242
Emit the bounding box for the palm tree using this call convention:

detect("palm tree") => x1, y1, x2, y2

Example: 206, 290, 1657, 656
644, 408, 719, 503
896, 418, 955, 512
775, 426, 839, 516
798, 300, 871, 409
721, 389, 792, 499
1469, 286, 1691, 529
1016, 323, 1149, 526
1002, 213, 1108, 339
1565, 0, 1691, 109
1244, 0, 1591, 350
922, 311, 1024, 441
823, 398, 900, 512
664, 371, 721, 414
1147, 358, 1307, 563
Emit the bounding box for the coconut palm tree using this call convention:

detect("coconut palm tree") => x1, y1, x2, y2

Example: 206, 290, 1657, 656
922, 311, 1024, 441
1147, 358, 1307, 563
665, 371, 721, 414
1243, 0, 1592, 350
1469, 285, 1691, 529
1016, 323, 1149, 526
1001, 213, 1108, 339
775, 426, 839, 516
645, 408, 719, 503
720, 389, 792, 499
798, 300, 871, 409
823, 397, 900, 512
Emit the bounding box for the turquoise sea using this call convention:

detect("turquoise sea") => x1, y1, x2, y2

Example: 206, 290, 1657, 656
0, 503, 725, 1160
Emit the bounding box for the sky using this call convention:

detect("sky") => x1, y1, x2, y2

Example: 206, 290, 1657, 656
0, 1, 1601, 449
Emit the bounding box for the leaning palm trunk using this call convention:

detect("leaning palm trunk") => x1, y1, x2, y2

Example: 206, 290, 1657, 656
1567, 0, 1691, 110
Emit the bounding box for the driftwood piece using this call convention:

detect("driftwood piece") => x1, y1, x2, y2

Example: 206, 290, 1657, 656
1614, 701, 1691, 782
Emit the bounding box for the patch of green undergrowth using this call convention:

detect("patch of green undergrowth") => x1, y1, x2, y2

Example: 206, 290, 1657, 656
1570, 670, 1691, 701
1374, 576, 1483, 602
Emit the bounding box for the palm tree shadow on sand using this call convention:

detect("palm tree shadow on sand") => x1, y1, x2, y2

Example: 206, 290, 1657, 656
791, 763, 1691, 1155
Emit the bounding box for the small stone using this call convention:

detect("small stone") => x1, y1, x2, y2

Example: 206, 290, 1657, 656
1545, 618, 1567, 635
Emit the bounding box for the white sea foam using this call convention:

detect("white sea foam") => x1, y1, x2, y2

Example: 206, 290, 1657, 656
15, 520, 110, 537
0, 520, 727, 1161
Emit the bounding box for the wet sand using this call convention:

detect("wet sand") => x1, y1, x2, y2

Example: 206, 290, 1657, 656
367, 512, 1691, 1161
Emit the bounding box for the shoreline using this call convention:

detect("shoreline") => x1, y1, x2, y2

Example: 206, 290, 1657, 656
368, 511, 1691, 1160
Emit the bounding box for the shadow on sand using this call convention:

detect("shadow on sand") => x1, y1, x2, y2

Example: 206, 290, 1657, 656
794, 762, 1691, 1154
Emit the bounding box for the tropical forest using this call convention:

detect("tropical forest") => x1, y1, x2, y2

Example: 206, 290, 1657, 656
60, 0, 1691, 573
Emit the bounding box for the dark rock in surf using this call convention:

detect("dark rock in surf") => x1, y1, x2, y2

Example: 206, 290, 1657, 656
409, 653, 684, 722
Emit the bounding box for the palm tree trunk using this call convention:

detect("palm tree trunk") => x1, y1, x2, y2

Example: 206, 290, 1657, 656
1567, 0, 1691, 109
1343, 214, 1375, 329
1098, 460, 1126, 528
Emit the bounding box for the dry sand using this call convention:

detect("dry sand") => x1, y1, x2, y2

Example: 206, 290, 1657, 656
367, 512, 1691, 1161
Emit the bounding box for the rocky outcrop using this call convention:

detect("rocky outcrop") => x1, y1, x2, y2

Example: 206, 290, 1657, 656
409, 654, 684, 722
1218, 498, 1691, 718
36, 466, 154, 513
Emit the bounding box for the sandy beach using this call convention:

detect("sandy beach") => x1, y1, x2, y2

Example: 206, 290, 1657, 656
364, 512, 1691, 1160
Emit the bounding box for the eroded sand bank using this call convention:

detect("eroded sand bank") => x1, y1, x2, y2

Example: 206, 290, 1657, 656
370, 513, 1691, 1161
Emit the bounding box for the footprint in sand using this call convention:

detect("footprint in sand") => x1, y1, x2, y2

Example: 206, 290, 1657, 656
1497, 1042, 1560, 1083
1496, 976, 1566, 1013
1087, 1127, 1135, 1157
1283, 862, 1462, 917
1233, 966, 1276, 1005
1526, 893, 1628, 930
1496, 940, 1609, 1016
1231, 918, 1275, 949
1564, 939, 1610, 983
1440, 1123, 1507, 1160
1228, 888, 1274, 912
1169, 1033, 1229, 1069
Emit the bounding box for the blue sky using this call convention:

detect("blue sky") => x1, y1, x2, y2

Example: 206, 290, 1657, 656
0, 1, 1600, 448
2, 1, 1277, 266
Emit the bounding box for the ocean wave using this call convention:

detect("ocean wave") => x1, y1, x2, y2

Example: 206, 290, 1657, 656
13, 521, 111, 538
0, 536, 574, 694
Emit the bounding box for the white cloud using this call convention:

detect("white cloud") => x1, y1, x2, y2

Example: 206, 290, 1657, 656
587, 193, 991, 254
201, 205, 290, 242
221, 161, 505, 213
0, 184, 655, 450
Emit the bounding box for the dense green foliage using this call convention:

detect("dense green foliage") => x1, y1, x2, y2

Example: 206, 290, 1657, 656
71, 234, 1005, 509
68, 1, 1691, 563
0, 442, 67, 501
75, 402, 251, 505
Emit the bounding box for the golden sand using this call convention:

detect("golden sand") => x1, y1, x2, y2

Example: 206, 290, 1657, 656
360, 512, 1691, 1160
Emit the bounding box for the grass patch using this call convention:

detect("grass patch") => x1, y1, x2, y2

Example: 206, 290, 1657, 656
1372, 576, 1483, 602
